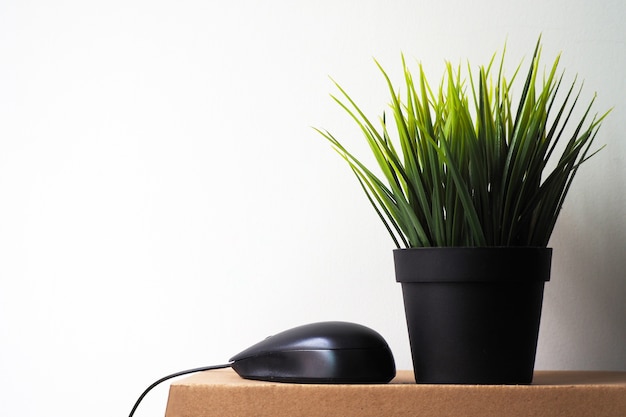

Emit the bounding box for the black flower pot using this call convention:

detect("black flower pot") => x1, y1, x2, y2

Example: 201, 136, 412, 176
394, 247, 552, 384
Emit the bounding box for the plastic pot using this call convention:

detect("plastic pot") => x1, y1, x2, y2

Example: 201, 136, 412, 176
394, 247, 552, 384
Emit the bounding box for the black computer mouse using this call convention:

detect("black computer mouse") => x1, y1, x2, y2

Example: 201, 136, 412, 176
229, 321, 396, 384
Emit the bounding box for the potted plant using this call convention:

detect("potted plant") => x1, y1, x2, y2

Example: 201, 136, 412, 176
316, 38, 609, 384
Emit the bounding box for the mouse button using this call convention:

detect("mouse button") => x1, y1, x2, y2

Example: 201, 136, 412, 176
281, 322, 386, 349
229, 322, 391, 363
230, 326, 340, 362
229, 334, 309, 362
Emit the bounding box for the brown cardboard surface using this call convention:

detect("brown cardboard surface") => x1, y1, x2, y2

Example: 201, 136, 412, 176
164, 369, 626, 417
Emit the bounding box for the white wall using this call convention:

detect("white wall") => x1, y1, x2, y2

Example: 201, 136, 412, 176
1, 1, 624, 416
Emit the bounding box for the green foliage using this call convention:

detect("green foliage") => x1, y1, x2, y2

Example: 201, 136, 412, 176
317, 39, 609, 248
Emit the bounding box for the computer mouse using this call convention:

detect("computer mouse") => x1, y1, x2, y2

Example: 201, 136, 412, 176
229, 321, 396, 384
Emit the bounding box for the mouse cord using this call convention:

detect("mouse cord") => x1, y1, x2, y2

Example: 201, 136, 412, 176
127, 363, 232, 417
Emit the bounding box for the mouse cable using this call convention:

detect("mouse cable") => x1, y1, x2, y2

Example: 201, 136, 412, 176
127, 363, 232, 417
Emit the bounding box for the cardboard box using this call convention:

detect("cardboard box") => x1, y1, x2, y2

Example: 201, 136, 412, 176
165, 369, 626, 417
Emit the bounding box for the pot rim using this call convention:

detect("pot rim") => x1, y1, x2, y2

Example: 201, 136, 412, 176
393, 246, 552, 283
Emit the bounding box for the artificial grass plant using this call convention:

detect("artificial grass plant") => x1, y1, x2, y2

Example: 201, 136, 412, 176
317, 39, 609, 248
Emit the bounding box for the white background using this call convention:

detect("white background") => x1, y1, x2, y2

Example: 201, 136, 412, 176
1, 1, 625, 416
